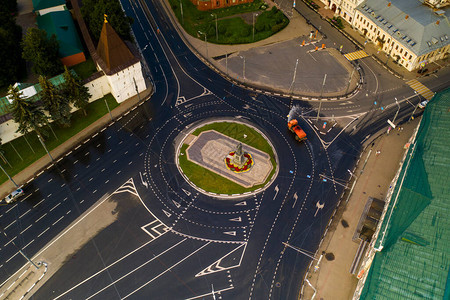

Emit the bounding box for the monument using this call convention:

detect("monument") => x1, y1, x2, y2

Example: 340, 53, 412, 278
225, 142, 254, 173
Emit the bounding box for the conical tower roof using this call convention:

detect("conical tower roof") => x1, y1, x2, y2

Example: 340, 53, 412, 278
96, 17, 135, 74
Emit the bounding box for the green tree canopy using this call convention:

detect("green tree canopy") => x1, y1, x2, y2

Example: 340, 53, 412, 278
8, 85, 48, 138
62, 66, 91, 116
39, 76, 71, 127
0, 9, 25, 87
81, 0, 133, 43
22, 28, 63, 77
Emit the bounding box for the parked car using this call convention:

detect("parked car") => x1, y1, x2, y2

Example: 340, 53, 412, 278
4, 188, 24, 204
418, 100, 429, 109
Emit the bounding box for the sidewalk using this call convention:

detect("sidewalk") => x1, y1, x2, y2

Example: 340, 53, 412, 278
301, 117, 421, 299
0, 87, 153, 198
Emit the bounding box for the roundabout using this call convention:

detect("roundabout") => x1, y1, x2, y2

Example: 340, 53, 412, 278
176, 120, 279, 198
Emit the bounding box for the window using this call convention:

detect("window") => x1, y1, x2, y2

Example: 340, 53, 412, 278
409, 55, 412, 60
405, 51, 408, 57
395, 45, 398, 50
400, 48, 403, 54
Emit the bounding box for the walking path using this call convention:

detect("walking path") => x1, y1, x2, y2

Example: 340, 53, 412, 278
301, 118, 420, 299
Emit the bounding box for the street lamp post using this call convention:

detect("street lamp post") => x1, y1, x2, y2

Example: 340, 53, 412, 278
180, 0, 184, 24
211, 13, 218, 41
252, 13, 259, 41
0, 163, 19, 188
392, 97, 400, 123
316, 74, 327, 120
37, 133, 54, 163
409, 91, 420, 121
198, 31, 208, 58
239, 56, 246, 83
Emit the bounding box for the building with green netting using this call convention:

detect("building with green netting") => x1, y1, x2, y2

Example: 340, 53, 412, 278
354, 88, 450, 299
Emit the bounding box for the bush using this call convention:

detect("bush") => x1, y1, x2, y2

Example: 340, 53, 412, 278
218, 24, 226, 34
240, 26, 250, 37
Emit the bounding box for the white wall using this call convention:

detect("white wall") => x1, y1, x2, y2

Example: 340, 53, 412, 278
106, 62, 146, 103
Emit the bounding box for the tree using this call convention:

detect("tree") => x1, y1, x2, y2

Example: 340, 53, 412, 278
62, 66, 91, 116
22, 28, 63, 77
8, 85, 48, 138
81, 0, 133, 43
0, 10, 25, 86
39, 76, 71, 127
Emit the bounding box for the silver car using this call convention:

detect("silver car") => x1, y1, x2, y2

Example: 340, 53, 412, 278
4, 188, 24, 204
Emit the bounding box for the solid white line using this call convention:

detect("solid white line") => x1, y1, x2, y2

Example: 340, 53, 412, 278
185, 286, 234, 300
122, 242, 211, 299
35, 213, 47, 223
54, 234, 180, 300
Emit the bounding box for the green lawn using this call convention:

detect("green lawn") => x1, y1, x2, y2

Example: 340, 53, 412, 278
179, 122, 277, 194
70, 56, 97, 81
168, 0, 288, 45
0, 94, 118, 185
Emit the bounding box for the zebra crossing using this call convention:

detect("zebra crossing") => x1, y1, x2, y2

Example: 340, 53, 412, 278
406, 79, 435, 101
344, 50, 369, 61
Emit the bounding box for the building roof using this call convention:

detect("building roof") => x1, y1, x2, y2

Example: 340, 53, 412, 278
360, 88, 450, 299
32, 0, 65, 11
356, 0, 450, 57
36, 10, 84, 58
96, 21, 136, 74
0, 72, 71, 117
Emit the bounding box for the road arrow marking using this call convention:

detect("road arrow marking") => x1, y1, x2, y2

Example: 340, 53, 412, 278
315, 201, 325, 217
292, 192, 298, 208
235, 201, 247, 206
182, 188, 191, 196
139, 172, 148, 188
224, 231, 236, 236
172, 200, 181, 208
229, 217, 242, 222
162, 210, 171, 218
273, 185, 279, 201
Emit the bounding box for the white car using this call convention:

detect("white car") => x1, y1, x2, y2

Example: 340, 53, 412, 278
418, 100, 429, 109
4, 188, 24, 204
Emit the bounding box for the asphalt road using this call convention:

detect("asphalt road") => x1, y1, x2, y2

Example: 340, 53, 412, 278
0, 0, 448, 299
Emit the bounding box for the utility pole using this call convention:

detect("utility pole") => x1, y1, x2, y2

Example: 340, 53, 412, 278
133, 77, 141, 102
289, 58, 299, 94
345, 67, 356, 95
0, 163, 19, 188
37, 134, 54, 163
198, 31, 208, 58
180, 0, 184, 24
252, 13, 259, 41
392, 97, 400, 123
409, 91, 420, 121
211, 13, 218, 41
1, 226, 39, 269
225, 53, 228, 75
316, 74, 327, 120
239, 56, 246, 83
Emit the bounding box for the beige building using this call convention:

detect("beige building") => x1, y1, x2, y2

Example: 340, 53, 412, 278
322, 0, 364, 24
352, 0, 449, 71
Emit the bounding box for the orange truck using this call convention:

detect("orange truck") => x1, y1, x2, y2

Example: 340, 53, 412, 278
288, 119, 307, 142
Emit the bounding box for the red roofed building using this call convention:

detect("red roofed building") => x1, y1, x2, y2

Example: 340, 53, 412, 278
190, 0, 254, 11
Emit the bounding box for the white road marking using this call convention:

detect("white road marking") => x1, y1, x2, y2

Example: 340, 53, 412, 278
49, 202, 61, 212
19, 209, 31, 219
121, 242, 211, 299
52, 216, 64, 226
38, 227, 50, 238
35, 213, 47, 223
54, 238, 187, 300
20, 225, 32, 235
